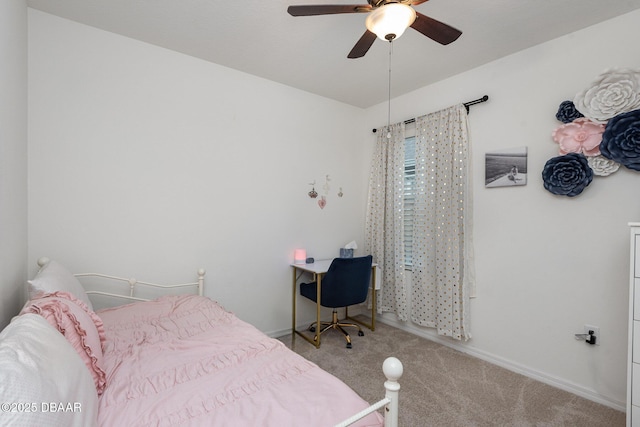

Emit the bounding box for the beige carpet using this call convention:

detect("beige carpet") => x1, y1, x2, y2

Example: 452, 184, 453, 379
278, 317, 625, 426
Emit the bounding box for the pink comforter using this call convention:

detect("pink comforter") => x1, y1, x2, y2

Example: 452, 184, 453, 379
97, 295, 383, 427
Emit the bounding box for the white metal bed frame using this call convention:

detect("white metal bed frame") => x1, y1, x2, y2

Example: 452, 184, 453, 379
335, 357, 403, 427
37, 257, 206, 302
35, 257, 402, 427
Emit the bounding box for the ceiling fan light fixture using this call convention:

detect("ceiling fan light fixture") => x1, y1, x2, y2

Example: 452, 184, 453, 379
365, 3, 416, 42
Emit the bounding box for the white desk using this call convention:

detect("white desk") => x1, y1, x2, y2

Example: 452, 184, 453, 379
291, 259, 377, 348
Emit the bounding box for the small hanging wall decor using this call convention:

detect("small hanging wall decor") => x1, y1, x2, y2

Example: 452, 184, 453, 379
305, 175, 343, 209
308, 181, 318, 198
318, 175, 330, 209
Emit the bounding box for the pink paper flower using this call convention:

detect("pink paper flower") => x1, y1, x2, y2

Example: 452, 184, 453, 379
551, 118, 605, 156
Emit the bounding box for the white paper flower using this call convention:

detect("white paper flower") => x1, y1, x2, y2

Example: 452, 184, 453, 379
587, 155, 620, 177
573, 68, 640, 123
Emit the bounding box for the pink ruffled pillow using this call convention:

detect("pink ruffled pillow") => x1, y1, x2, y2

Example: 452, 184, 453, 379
20, 291, 107, 395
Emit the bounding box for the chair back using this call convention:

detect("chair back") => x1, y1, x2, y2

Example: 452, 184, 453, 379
320, 255, 373, 308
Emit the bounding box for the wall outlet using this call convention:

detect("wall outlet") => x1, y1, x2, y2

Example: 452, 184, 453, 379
584, 324, 600, 345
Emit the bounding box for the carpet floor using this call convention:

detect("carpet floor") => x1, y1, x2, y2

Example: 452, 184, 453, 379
278, 317, 625, 426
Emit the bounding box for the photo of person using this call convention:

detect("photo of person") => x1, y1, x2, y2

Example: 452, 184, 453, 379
485, 147, 528, 187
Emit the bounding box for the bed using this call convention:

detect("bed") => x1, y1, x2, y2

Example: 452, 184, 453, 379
0, 258, 402, 427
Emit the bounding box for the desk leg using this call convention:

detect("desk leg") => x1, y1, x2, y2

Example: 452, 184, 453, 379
346, 265, 376, 331
292, 267, 322, 348
314, 275, 322, 348
292, 266, 297, 341
371, 265, 376, 331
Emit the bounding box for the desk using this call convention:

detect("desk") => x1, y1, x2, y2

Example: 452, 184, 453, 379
291, 259, 377, 348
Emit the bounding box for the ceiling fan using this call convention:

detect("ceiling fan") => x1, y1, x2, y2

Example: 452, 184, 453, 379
287, 0, 462, 58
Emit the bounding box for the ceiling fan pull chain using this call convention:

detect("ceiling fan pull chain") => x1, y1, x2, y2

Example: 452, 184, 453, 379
387, 40, 393, 139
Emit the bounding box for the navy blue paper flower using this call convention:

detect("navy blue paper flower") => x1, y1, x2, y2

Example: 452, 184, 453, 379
542, 153, 594, 197
600, 109, 640, 171
555, 100, 584, 124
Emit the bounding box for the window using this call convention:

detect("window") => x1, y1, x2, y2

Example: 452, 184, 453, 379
403, 135, 416, 268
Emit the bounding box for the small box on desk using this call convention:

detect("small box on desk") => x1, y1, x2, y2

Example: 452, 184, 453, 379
339, 248, 354, 258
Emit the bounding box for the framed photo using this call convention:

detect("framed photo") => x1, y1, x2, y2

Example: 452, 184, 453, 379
485, 147, 528, 188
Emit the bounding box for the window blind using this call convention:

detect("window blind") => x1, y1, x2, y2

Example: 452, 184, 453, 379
403, 136, 416, 267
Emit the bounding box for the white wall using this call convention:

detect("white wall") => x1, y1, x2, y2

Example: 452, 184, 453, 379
364, 9, 640, 409
27, 9, 367, 334
0, 0, 28, 329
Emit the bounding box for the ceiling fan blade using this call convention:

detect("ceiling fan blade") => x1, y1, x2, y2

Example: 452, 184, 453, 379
347, 30, 377, 58
410, 11, 462, 45
407, 0, 429, 5
287, 4, 371, 16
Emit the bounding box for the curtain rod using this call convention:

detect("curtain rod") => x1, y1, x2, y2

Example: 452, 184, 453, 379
372, 95, 489, 133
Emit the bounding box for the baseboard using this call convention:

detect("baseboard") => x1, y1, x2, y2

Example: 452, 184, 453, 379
269, 327, 294, 339
375, 315, 626, 413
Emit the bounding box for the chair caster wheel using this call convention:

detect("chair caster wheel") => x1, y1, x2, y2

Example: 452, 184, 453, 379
309, 326, 316, 333
346, 343, 352, 349
358, 331, 364, 337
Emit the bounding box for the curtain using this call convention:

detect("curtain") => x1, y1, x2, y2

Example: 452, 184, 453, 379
364, 122, 410, 321
365, 104, 474, 340
411, 104, 472, 340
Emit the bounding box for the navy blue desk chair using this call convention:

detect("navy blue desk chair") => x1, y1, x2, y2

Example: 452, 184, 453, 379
300, 255, 372, 348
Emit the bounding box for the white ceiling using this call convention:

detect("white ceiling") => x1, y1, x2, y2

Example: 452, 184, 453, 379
26, 0, 640, 108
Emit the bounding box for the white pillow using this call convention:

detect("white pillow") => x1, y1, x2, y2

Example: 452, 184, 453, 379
28, 260, 94, 311
0, 314, 98, 427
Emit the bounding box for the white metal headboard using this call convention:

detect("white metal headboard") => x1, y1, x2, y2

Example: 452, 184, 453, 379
37, 257, 206, 303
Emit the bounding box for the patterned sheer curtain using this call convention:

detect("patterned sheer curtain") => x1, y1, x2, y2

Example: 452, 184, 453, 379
411, 104, 473, 340
364, 122, 410, 321
365, 104, 474, 340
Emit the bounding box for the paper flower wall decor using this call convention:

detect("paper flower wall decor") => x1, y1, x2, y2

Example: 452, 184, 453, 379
542, 68, 640, 196
573, 68, 640, 123
552, 118, 604, 156
587, 155, 620, 177
600, 109, 640, 171
542, 153, 593, 197
555, 100, 584, 123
